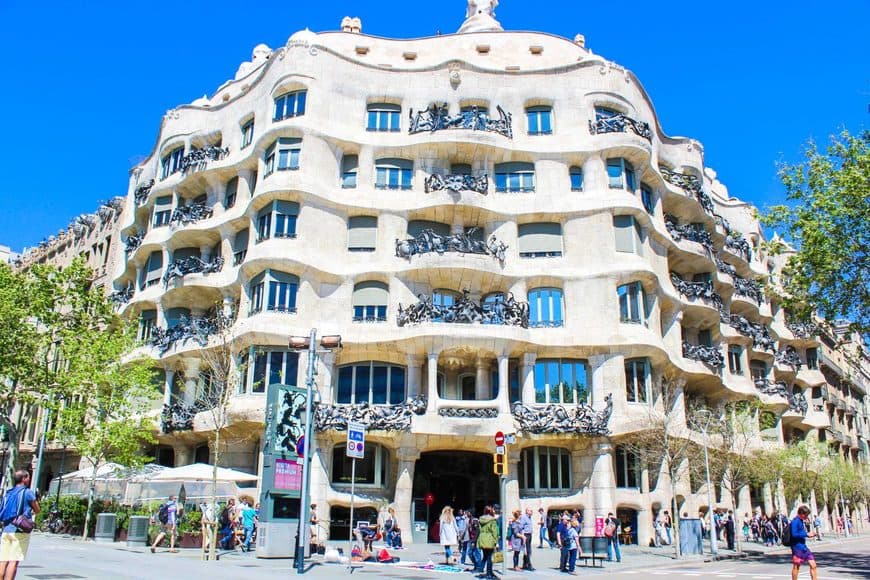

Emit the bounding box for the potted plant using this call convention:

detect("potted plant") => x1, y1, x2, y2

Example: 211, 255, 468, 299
177, 509, 203, 549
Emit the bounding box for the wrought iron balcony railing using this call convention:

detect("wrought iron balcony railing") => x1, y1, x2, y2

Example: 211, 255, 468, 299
408, 103, 513, 138
161, 400, 211, 433
439, 407, 499, 419
733, 276, 764, 305
728, 314, 776, 352
512, 394, 613, 436
715, 255, 738, 278
725, 233, 752, 262
424, 172, 489, 194
788, 391, 809, 415
659, 167, 715, 212
134, 180, 154, 205
397, 290, 528, 328
169, 202, 213, 227
314, 395, 427, 432
180, 145, 229, 174
589, 112, 652, 142
108, 284, 134, 307
670, 273, 724, 310
775, 345, 803, 369
664, 215, 715, 252
395, 227, 507, 262
150, 315, 216, 353
755, 378, 790, 399
163, 256, 224, 285
787, 321, 819, 339
682, 342, 725, 368
124, 232, 144, 254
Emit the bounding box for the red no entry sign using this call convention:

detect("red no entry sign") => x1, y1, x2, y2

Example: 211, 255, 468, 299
494, 431, 505, 446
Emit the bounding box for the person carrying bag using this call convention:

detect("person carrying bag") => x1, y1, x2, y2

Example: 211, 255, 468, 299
0, 470, 40, 580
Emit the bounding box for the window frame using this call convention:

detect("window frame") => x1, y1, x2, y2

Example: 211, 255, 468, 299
641, 184, 655, 214
528, 287, 564, 328
569, 166, 583, 192
615, 446, 640, 488
139, 309, 157, 341
347, 215, 377, 253
494, 162, 535, 193
606, 157, 637, 192
617, 281, 648, 325
525, 106, 553, 136
613, 215, 644, 255
728, 345, 743, 375
518, 222, 563, 259
519, 446, 571, 491
625, 358, 650, 403
160, 146, 184, 180
366, 103, 401, 132
248, 348, 299, 394
352, 280, 388, 322
248, 269, 299, 315
331, 443, 389, 488
241, 118, 255, 149
273, 90, 307, 122
335, 361, 406, 405
533, 358, 590, 405
374, 158, 413, 190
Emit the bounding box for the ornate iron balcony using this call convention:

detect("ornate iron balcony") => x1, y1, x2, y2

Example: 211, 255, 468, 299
665, 215, 715, 252
787, 321, 818, 339
670, 273, 724, 310
728, 314, 776, 352
733, 276, 764, 305
425, 172, 489, 194
134, 180, 154, 205
788, 392, 808, 415
659, 167, 715, 212
163, 256, 224, 285
755, 378, 790, 399
150, 315, 216, 353
161, 400, 211, 433
397, 290, 528, 328
512, 394, 613, 436
124, 232, 144, 253
408, 103, 513, 138
589, 112, 652, 142
438, 407, 499, 419
775, 345, 803, 369
180, 145, 229, 174
170, 202, 213, 227
108, 284, 134, 307
314, 395, 427, 432
725, 233, 752, 262
715, 255, 737, 278
395, 227, 507, 263
682, 341, 725, 368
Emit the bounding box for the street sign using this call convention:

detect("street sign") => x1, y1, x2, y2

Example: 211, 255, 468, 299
495, 445, 505, 455
346, 422, 366, 459
505, 433, 517, 445
296, 435, 305, 458
494, 431, 505, 446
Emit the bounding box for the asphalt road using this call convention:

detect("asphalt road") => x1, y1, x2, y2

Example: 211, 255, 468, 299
15, 534, 869, 579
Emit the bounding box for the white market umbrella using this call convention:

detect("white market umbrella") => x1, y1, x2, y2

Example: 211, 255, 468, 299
149, 463, 258, 483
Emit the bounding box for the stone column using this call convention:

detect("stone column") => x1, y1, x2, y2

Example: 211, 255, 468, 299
238, 168, 255, 201
496, 355, 510, 413
582, 153, 604, 192
588, 354, 613, 410
636, 507, 651, 548
174, 445, 193, 467
504, 449, 521, 517
318, 351, 337, 405
204, 173, 224, 218
521, 353, 536, 404
427, 351, 439, 413
475, 358, 489, 401
183, 358, 201, 405
135, 265, 143, 290
584, 442, 615, 536
357, 146, 374, 190
762, 482, 774, 516
394, 447, 420, 543
406, 354, 422, 398
164, 369, 176, 405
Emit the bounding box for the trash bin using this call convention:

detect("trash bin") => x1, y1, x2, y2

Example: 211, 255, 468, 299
127, 515, 150, 547
95, 513, 117, 544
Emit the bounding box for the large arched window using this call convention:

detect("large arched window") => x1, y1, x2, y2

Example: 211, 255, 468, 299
249, 270, 299, 315
273, 89, 307, 121
375, 158, 413, 190
336, 362, 406, 405
519, 446, 571, 490
352, 281, 388, 322
332, 443, 389, 486
533, 359, 589, 404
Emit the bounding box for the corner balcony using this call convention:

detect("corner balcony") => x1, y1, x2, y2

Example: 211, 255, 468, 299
109, 284, 134, 307
124, 231, 144, 254
163, 256, 224, 285
665, 215, 715, 254
682, 341, 725, 369
150, 315, 216, 354
786, 321, 819, 341
134, 180, 155, 206
724, 233, 752, 263
589, 112, 652, 143
733, 276, 764, 306
409, 104, 513, 139
397, 291, 528, 328
728, 314, 776, 353
169, 202, 213, 228
395, 229, 506, 263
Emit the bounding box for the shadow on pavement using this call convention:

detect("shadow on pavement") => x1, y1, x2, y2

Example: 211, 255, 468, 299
743, 548, 870, 579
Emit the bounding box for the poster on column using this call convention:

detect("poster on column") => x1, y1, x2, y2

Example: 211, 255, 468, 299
273, 385, 307, 456
595, 515, 605, 537
274, 458, 303, 491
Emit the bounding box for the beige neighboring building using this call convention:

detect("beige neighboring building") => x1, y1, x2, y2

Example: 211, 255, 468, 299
102, 5, 866, 543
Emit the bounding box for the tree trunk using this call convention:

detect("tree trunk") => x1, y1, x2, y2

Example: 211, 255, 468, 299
82, 466, 99, 541
670, 478, 681, 559
208, 428, 220, 561
730, 488, 742, 553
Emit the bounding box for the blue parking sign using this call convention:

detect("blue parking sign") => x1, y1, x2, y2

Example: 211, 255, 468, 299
346, 421, 366, 459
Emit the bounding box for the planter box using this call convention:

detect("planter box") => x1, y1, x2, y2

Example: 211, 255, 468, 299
179, 533, 202, 549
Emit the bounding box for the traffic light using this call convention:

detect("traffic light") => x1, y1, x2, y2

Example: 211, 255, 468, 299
493, 452, 508, 476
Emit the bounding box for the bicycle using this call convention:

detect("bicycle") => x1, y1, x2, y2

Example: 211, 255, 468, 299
40, 508, 64, 534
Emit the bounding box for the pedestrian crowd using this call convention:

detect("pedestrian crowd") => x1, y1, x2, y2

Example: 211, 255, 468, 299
149, 494, 260, 554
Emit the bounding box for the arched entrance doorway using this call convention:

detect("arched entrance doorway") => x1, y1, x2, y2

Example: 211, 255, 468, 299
412, 451, 499, 542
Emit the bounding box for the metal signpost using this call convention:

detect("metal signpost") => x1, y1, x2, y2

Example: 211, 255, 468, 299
493, 431, 507, 577
346, 421, 365, 573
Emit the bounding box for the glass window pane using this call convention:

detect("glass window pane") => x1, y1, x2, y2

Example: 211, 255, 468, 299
296, 91, 306, 114
607, 160, 623, 188
269, 352, 284, 385
390, 367, 405, 404
367, 111, 377, 129
540, 112, 551, 133
495, 174, 506, 191
337, 367, 353, 403
253, 353, 267, 393
537, 449, 547, 489
355, 364, 370, 404
528, 112, 539, 133
552, 290, 563, 323
372, 366, 388, 404
534, 361, 546, 403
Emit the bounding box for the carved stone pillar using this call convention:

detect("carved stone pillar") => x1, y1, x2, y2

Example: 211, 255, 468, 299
318, 351, 337, 405
584, 442, 615, 536
504, 449, 521, 516
582, 153, 604, 192
183, 358, 201, 405
636, 507, 651, 548
427, 352, 439, 413
238, 168, 255, 201
762, 482, 774, 515
496, 355, 510, 413
204, 173, 224, 218
394, 447, 420, 543
475, 358, 489, 400
406, 355, 422, 398
521, 353, 536, 404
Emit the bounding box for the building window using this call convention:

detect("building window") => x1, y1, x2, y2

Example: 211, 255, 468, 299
332, 443, 389, 486
232, 228, 249, 266
264, 138, 301, 176
224, 177, 239, 209
249, 270, 299, 315
641, 184, 655, 214
698, 328, 713, 347
749, 360, 767, 381
251, 349, 299, 393
336, 362, 406, 405
607, 158, 636, 191
625, 358, 650, 403
518, 222, 562, 258
519, 446, 571, 491
618, 281, 647, 325
375, 158, 413, 190
534, 358, 589, 404
140, 251, 163, 289
407, 220, 450, 239
806, 347, 819, 370
526, 106, 552, 135
613, 215, 644, 254
153, 196, 172, 227
241, 119, 254, 149
352, 281, 388, 322
528, 287, 564, 328
569, 166, 583, 191
348, 216, 377, 252
615, 446, 640, 488
366, 103, 401, 132
139, 309, 156, 341
432, 289, 458, 323
495, 162, 535, 192
256, 200, 299, 242
160, 146, 184, 179
273, 89, 307, 121
728, 345, 743, 375
341, 155, 358, 189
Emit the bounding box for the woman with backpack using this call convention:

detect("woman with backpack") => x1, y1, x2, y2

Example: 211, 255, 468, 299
151, 495, 182, 554
476, 506, 499, 580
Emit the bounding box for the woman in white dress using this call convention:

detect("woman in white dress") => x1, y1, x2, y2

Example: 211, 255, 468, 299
439, 506, 459, 564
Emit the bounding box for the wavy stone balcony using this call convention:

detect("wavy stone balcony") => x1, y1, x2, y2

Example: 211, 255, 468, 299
512, 395, 613, 436
397, 290, 528, 328
724, 233, 752, 262
125, 232, 144, 254
670, 273, 725, 314
714, 255, 738, 279
728, 314, 776, 353
163, 256, 225, 285
170, 202, 213, 227
180, 145, 229, 175
395, 228, 507, 262
314, 396, 427, 431
589, 113, 652, 143
665, 215, 715, 253
787, 321, 819, 340
788, 391, 809, 415
150, 315, 216, 354
408, 103, 513, 139
161, 400, 211, 433
733, 276, 764, 305
134, 180, 154, 205
424, 172, 489, 194
775, 346, 803, 370
682, 341, 725, 368
109, 284, 134, 307
755, 378, 789, 399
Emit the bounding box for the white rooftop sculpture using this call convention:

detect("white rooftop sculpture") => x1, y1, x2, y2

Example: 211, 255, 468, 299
458, 0, 503, 33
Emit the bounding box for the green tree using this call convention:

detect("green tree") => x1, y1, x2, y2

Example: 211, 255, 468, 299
761, 129, 870, 334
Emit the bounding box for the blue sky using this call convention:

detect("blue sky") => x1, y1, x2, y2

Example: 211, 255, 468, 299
0, 0, 867, 252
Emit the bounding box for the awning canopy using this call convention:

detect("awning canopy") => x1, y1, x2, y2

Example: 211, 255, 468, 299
149, 463, 258, 482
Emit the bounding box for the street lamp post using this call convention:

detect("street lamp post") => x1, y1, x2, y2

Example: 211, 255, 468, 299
696, 410, 719, 557
0, 424, 10, 494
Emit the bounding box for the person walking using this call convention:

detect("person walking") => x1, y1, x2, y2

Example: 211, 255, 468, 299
476, 506, 499, 580
663, 510, 672, 545
439, 505, 458, 564
565, 517, 580, 574
466, 510, 482, 572
538, 508, 553, 548
0, 470, 40, 580
812, 514, 823, 541
218, 499, 236, 550
725, 510, 736, 550
556, 514, 571, 572
519, 507, 535, 571
151, 494, 182, 553
240, 498, 258, 552
790, 505, 818, 580
604, 512, 621, 563
509, 510, 525, 571
455, 509, 468, 559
